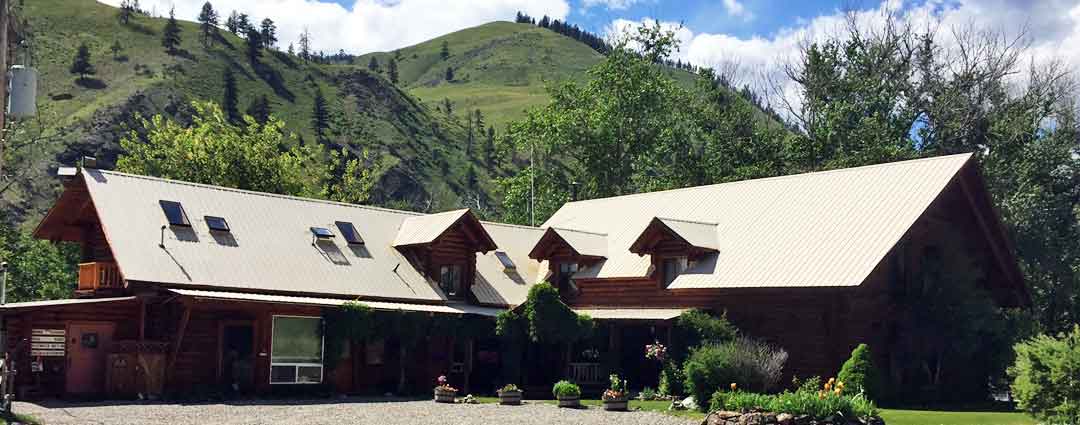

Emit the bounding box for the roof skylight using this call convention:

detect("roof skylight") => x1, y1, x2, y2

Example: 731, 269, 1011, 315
310, 227, 335, 239
159, 200, 191, 227
495, 251, 516, 269
335, 221, 364, 245
205, 216, 230, 232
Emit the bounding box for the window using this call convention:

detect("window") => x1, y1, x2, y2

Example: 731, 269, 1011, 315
310, 227, 335, 239
205, 216, 230, 232
556, 262, 578, 294
270, 316, 324, 384
335, 221, 364, 245
439, 264, 463, 299
661, 257, 690, 286
494, 251, 515, 269
159, 200, 190, 227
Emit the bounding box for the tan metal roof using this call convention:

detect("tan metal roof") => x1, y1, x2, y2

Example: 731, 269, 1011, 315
544, 153, 976, 289
79, 169, 540, 305
169, 289, 504, 316
472, 223, 545, 306
571, 307, 689, 321
0, 296, 136, 310
630, 217, 720, 253
392, 209, 470, 247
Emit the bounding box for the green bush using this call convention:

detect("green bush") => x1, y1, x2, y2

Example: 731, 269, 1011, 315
709, 388, 878, 420
672, 309, 738, 360
1009, 325, 1080, 424
658, 362, 684, 397
683, 338, 788, 411
552, 380, 581, 398
837, 343, 881, 400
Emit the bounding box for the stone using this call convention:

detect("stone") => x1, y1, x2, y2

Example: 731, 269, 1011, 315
739, 412, 767, 425
682, 396, 698, 411
866, 417, 885, 425
776, 413, 795, 425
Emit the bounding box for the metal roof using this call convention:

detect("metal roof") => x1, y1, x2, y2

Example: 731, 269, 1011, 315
571, 307, 689, 321
0, 296, 136, 311
76, 169, 541, 305
169, 289, 504, 316
543, 153, 977, 289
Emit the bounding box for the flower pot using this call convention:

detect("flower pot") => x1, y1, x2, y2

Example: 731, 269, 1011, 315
556, 394, 580, 408
498, 390, 523, 405
434, 388, 457, 403
603, 397, 629, 411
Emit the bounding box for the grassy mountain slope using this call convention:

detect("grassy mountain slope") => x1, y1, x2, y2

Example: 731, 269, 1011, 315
11, 0, 499, 225
359, 21, 699, 130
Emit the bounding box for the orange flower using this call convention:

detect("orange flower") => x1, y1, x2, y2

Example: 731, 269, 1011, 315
730, 383, 737, 391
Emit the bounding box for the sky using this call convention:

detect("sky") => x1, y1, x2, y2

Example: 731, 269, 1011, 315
100, 0, 1080, 111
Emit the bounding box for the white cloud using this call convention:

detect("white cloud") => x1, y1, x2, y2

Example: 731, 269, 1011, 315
608, 0, 1080, 120
97, 0, 570, 54
581, 0, 641, 11
722, 0, 752, 21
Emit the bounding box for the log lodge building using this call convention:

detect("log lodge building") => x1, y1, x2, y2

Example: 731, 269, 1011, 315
0, 153, 1028, 399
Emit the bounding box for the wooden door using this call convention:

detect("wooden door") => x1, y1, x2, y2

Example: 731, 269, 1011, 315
66, 322, 116, 395
219, 322, 255, 393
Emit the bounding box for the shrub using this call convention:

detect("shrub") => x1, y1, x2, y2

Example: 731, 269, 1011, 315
709, 383, 878, 420
672, 309, 738, 360
1009, 325, 1080, 425
683, 338, 788, 410
837, 344, 881, 400
638, 386, 658, 400
499, 384, 521, 393
658, 362, 684, 397
552, 380, 581, 398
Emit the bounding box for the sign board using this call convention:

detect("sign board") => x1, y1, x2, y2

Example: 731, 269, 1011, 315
31, 329, 67, 357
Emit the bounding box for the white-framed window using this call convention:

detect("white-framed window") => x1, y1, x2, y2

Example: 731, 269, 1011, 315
270, 315, 324, 385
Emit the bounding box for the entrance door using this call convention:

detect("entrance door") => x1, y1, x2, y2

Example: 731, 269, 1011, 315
220, 323, 255, 393
66, 322, 116, 395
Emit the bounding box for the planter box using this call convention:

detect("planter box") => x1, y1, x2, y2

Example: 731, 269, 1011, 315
556, 395, 580, 408
434, 388, 457, 403
603, 398, 629, 411
498, 390, 523, 405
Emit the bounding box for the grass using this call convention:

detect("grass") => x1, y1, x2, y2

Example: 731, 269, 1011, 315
1, 412, 40, 425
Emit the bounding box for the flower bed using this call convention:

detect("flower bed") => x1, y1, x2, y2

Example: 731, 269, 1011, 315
705, 378, 883, 425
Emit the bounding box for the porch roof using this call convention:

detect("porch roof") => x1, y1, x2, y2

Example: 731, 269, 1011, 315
0, 296, 137, 311
571, 307, 689, 321
168, 289, 505, 316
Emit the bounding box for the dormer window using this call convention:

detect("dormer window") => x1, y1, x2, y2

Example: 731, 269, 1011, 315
439, 264, 463, 299
159, 200, 190, 227
556, 262, 579, 295
661, 257, 690, 287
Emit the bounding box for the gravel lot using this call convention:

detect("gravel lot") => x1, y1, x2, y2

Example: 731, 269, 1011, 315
15, 399, 697, 425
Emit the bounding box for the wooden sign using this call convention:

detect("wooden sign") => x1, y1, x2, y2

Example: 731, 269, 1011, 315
31, 329, 67, 357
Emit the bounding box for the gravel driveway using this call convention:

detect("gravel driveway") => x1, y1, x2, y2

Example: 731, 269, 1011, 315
14, 398, 697, 425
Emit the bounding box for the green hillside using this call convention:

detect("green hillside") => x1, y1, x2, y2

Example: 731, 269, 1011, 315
10, 0, 502, 225
359, 21, 699, 130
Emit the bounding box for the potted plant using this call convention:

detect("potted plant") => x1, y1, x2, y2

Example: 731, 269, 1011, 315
552, 380, 581, 408
433, 375, 458, 403
602, 374, 629, 411
497, 383, 523, 405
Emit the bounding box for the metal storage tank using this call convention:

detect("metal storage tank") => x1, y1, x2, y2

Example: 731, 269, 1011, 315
8, 65, 37, 118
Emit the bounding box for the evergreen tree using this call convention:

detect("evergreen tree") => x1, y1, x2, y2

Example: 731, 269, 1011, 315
287, 43, 295, 56
118, 0, 136, 24
465, 114, 474, 157
298, 28, 312, 62
197, 2, 218, 47
368, 56, 381, 73
70, 42, 95, 81
222, 68, 240, 124
260, 18, 277, 49
246, 94, 272, 125
440, 40, 449, 60
311, 88, 330, 145
484, 126, 496, 167
161, 7, 182, 55
445, 66, 454, 81
245, 28, 262, 64
473, 109, 484, 130
236, 13, 251, 35
387, 57, 399, 84
225, 10, 240, 34
443, 98, 453, 117
110, 40, 123, 60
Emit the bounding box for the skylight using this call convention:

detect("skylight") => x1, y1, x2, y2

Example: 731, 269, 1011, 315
205, 216, 230, 232
310, 227, 335, 239
335, 221, 364, 245
495, 251, 516, 269
159, 200, 190, 227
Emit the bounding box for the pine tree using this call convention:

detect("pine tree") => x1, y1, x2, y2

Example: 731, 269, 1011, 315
298, 28, 312, 62
236, 13, 251, 36
445, 66, 454, 81
118, 0, 136, 24
287, 43, 295, 56
70, 42, 95, 81
484, 125, 496, 167
387, 57, 399, 84
222, 68, 240, 124
246, 94, 272, 125
311, 88, 330, 145
110, 40, 123, 60
368, 57, 381, 73
443, 98, 453, 117
473, 109, 484, 130
161, 7, 182, 55
225, 10, 239, 34
197, 2, 218, 47
245, 28, 262, 64
440, 40, 449, 60
260, 18, 277, 49
465, 114, 474, 157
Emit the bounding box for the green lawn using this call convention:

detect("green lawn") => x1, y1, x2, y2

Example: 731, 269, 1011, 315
474, 397, 1036, 425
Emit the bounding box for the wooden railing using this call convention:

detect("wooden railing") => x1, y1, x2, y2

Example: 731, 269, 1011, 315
567, 362, 603, 384
78, 262, 123, 291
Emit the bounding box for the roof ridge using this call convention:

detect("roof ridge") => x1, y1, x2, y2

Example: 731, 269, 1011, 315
560, 153, 974, 207
551, 226, 608, 237
656, 216, 719, 226
480, 220, 543, 231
